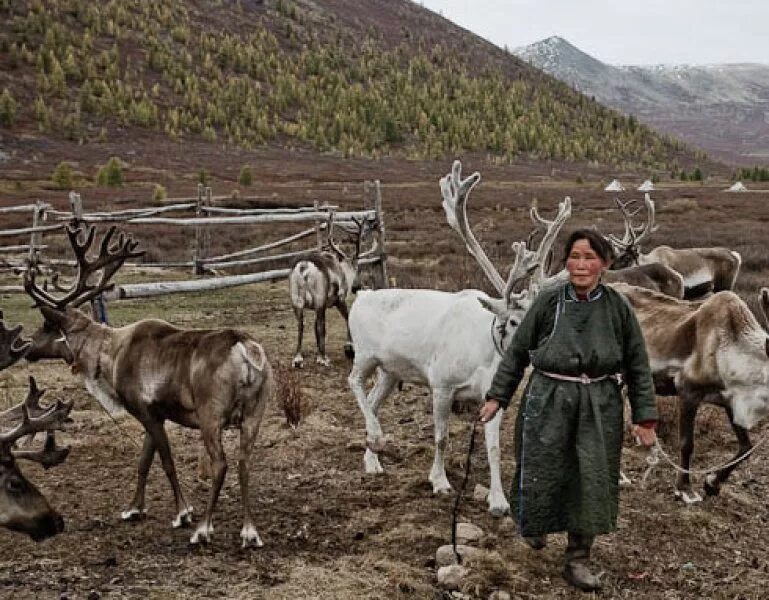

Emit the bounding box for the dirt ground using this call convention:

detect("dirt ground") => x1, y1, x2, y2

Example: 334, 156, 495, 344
1, 163, 769, 599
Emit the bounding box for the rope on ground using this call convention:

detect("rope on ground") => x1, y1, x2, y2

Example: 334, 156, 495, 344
451, 419, 479, 564
641, 431, 769, 486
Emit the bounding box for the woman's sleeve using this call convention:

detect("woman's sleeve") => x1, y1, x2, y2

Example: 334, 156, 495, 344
485, 299, 543, 410
622, 302, 658, 424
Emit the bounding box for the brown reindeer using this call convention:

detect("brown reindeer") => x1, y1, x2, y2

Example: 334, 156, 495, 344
528, 202, 685, 298
610, 282, 769, 503
289, 214, 377, 368
608, 194, 739, 298
0, 312, 73, 541
25, 223, 279, 547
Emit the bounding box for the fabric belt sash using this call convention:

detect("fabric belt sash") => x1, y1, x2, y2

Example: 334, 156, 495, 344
537, 369, 623, 386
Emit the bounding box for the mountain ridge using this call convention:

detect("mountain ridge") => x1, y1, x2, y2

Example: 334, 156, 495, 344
514, 36, 769, 164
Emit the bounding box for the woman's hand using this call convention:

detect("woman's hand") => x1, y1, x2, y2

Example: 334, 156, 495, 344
632, 424, 657, 448
478, 399, 500, 424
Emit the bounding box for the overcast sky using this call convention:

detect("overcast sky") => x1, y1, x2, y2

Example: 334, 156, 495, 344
418, 1, 768, 66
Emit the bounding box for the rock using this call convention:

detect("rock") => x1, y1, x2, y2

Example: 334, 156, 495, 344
437, 565, 468, 590
497, 516, 516, 535
436, 544, 482, 566
456, 522, 484, 544
473, 484, 489, 502
489, 592, 511, 600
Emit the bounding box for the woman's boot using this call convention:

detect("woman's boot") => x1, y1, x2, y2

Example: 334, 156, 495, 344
563, 532, 602, 591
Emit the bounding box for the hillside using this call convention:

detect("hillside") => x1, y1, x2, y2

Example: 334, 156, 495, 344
515, 36, 769, 165
0, 0, 702, 173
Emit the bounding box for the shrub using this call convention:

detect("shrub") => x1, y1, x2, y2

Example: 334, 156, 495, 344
198, 169, 209, 185
51, 161, 74, 189
0, 88, 17, 126
97, 156, 124, 186
238, 165, 253, 186
152, 184, 167, 201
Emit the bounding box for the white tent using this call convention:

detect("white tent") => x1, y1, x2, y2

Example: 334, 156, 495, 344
604, 179, 624, 192
726, 181, 748, 192
637, 179, 655, 192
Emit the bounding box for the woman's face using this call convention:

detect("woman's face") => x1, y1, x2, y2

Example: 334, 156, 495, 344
566, 238, 608, 293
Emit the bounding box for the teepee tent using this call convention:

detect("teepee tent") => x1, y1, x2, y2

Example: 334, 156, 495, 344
604, 179, 624, 192
637, 179, 655, 192
726, 181, 748, 192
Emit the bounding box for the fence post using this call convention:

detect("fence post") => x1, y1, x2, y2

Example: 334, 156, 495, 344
364, 180, 389, 288
69, 191, 83, 221
193, 183, 205, 275
373, 180, 389, 288
27, 200, 46, 272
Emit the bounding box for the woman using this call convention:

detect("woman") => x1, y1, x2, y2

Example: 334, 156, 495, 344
478, 229, 658, 592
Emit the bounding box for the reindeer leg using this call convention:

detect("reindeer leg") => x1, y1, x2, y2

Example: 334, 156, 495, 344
239, 404, 266, 548
430, 387, 453, 495
349, 363, 394, 474
142, 418, 193, 528
121, 432, 155, 521
191, 419, 227, 545
674, 394, 702, 504
314, 308, 330, 366
335, 299, 354, 359
292, 305, 305, 368
704, 405, 752, 496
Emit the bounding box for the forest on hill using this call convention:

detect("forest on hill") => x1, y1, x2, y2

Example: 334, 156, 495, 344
0, 0, 702, 170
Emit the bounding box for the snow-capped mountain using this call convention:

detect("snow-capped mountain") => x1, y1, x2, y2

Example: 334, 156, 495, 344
514, 36, 769, 164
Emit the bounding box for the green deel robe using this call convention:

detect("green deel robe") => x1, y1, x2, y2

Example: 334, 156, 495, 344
486, 282, 657, 537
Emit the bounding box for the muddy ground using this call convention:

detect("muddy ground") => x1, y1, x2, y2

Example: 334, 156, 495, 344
1, 158, 769, 599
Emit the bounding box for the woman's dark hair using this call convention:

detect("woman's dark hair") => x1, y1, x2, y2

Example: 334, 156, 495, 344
562, 228, 615, 264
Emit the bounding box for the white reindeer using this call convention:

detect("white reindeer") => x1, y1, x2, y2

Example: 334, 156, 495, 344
348, 161, 571, 516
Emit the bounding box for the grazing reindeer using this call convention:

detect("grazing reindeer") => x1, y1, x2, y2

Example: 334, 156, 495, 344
348, 161, 571, 515
0, 313, 72, 541
610, 282, 769, 503
290, 215, 376, 368
25, 224, 278, 547
608, 194, 740, 298
528, 202, 685, 298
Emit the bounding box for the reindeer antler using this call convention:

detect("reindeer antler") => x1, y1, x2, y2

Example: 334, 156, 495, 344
24, 222, 144, 309
0, 377, 73, 448
607, 193, 657, 251
528, 197, 573, 284
0, 310, 31, 370
441, 160, 507, 295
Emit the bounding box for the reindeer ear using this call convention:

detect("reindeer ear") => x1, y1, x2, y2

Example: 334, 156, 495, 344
760, 288, 769, 312
477, 296, 508, 318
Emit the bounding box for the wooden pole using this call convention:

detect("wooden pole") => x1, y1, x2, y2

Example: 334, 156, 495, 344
373, 180, 389, 288
193, 183, 204, 275
27, 200, 45, 271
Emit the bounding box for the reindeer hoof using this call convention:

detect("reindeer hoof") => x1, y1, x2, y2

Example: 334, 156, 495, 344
703, 473, 721, 496
172, 506, 194, 529
292, 355, 304, 369
363, 449, 384, 474
120, 507, 146, 522
344, 343, 355, 359
240, 525, 264, 549
316, 355, 331, 367
674, 489, 703, 505
190, 523, 213, 545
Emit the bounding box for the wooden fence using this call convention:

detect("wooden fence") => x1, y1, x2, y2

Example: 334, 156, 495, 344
0, 182, 388, 299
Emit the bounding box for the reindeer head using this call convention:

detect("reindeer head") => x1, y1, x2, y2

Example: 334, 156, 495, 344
24, 223, 143, 363
0, 327, 73, 541
606, 194, 657, 268
440, 160, 571, 329
326, 213, 379, 294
